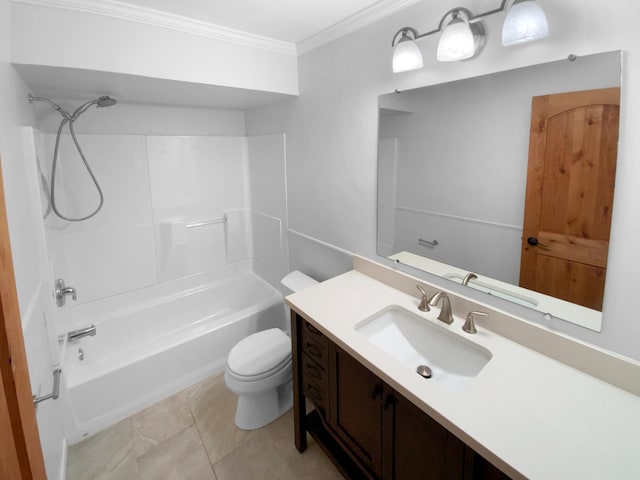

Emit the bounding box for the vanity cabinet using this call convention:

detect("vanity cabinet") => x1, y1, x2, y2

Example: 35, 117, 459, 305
330, 345, 383, 475
292, 311, 510, 480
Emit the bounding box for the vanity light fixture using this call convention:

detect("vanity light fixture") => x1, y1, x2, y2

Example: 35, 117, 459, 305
391, 0, 549, 72
392, 27, 424, 73
436, 9, 485, 62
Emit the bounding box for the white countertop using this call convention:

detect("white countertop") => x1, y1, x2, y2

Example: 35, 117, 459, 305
286, 269, 640, 480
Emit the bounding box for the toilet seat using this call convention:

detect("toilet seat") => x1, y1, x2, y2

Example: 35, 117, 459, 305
226, 328, 292, 381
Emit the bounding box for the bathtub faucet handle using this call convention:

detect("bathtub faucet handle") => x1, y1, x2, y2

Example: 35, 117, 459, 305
55, 278, 77, 307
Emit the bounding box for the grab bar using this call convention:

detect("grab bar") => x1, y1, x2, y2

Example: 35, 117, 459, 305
418, 238, 439, 248
33, 368, 62, 406
186, 215, 227, 229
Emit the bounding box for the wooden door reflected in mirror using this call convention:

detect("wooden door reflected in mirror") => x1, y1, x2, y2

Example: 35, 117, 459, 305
520, 88, 620, 310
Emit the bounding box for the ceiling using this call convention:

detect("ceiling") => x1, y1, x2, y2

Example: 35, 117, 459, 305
115, 0, 386, 44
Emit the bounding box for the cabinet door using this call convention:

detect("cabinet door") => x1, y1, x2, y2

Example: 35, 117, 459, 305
330, 345, 383, 476
463, 446, 511, 480
382, 389, 465, 480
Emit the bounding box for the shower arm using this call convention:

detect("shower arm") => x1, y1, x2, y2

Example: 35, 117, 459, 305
28, 94, 72, 121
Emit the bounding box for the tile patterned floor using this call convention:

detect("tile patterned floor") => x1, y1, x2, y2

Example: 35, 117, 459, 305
66, 373, 343, 480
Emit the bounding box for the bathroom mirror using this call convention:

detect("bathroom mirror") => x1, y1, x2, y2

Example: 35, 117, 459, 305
377, 51, 622, 332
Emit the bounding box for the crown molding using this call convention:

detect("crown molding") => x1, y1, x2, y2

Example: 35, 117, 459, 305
296, 0, 421, 55
13, 0, 297, 56
13, 0, 421, 57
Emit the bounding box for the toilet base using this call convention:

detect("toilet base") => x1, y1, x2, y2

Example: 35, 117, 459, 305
234, 381, 293, 430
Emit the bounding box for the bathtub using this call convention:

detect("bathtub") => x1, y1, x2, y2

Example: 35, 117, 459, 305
61, 262, 285, 443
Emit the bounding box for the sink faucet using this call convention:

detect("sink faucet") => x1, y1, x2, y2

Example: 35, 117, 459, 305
68, 325, 96, 342
55, 278, 77, 307
428, 292, 453, 325
462, 272, 478, 286
462, 311, 488, 334
416, 285, 430, 312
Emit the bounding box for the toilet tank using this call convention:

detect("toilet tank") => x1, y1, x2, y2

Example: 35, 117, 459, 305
281, 271, 318, 333
282, 271, 318, 295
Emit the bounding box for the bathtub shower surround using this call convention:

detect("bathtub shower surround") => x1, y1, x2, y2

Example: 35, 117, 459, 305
36, 134, 252, 303
34, 132, 289, 303
247, 134, 289, 288
32, 130, 290, 441
146, 136, 252, 282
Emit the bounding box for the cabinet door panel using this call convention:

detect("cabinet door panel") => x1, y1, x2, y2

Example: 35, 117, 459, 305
384, 392, 465, 480
464, 446, 511, 480
330, 346, 382, 475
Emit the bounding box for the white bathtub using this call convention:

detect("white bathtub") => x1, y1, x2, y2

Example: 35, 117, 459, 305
61, 262, 285, 443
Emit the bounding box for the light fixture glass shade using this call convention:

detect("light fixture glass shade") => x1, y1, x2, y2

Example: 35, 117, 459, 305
437, 17, 476, 62
392, 37, 424, 73
502, 0, 549, 46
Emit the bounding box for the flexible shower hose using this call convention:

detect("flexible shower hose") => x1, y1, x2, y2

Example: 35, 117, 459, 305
50, 116, 104, 222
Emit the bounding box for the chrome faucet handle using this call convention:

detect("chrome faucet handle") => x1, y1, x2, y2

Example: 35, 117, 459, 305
462, 272, 478, 286
55, 278, 77, 307
428, 292, 453, 325
416, 285, 430, 312
462, 311, 488, 334
65, 287, 77, 301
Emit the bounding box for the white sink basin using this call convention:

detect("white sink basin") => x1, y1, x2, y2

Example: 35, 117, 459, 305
355, 306, 492, 390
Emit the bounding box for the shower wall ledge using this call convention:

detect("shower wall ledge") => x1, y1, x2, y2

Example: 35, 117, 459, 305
13, 64, 296, 110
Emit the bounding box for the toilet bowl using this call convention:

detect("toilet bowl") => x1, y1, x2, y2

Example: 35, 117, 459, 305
224, 271, 318, 430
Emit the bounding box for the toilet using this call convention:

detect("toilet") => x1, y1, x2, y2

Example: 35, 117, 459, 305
224, 271, 318, 430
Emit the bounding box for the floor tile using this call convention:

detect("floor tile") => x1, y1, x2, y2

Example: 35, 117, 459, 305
212, 429, 297, 480
265, 411, 343, 479
131, 390, 194, 455
66, 372, 343, 480
66, 419, 141, 480
137, 425, 215, 480
188, 373, 258, 464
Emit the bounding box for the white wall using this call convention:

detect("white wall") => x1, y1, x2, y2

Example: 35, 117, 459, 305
12, 2, 298, 96
245, 0, 640, 361
0, 1, 66, 478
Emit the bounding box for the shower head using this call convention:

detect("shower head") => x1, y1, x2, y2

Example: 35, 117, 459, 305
71, 95, 117, 120
29, 94, 117, 122
96, 96, 117, 108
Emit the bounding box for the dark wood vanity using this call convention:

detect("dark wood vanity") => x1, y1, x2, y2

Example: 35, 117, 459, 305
291, 310, 511, 480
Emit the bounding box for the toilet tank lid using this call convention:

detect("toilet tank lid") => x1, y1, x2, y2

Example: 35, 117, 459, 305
281, 271, 318, 293
227, 328, 291, 377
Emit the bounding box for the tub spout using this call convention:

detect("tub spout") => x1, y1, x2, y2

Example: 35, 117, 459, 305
68, 325, 96, 342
